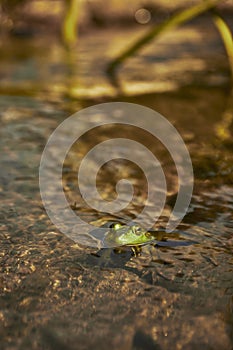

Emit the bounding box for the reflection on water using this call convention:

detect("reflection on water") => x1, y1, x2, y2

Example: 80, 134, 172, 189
0, 32, 233, 349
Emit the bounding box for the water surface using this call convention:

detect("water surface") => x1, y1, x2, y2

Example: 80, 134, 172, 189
0, 23, 233, 350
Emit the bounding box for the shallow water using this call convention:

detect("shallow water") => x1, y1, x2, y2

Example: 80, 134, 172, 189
0, 22, 233, 350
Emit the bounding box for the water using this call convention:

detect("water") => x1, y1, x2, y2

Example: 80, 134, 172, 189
0, 24, 233, 350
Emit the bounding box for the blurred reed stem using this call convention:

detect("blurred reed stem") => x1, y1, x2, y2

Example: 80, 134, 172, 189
62, 0, 80, 48
212, 9, 233, 142
106, 0, 222, 85
211, 9, 233, 80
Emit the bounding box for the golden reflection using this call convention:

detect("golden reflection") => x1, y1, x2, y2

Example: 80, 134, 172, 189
215, 108, 233, 141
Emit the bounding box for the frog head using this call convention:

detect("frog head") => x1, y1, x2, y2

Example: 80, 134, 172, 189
104, 222, 153, 246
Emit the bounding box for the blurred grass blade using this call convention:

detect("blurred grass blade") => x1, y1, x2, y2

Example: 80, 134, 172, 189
212, 10, 233, 142
62, 0, 80, 48
211, 10, 233, 79
106, 0, 222, 85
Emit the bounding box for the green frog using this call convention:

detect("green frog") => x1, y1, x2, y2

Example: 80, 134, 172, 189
103, 222, 154, 247
90, 221, 154, 260
90, 221, 197, 249
90, 221, 197, 264
90, 221, 160, 252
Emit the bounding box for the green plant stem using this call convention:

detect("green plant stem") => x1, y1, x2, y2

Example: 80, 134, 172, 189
107, 0, 222, 78
62, 0, 80, 48
211, 10, 233, 80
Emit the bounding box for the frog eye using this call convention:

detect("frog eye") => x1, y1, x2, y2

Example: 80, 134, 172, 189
134, 227, 142, 235
109, 222, 122, 230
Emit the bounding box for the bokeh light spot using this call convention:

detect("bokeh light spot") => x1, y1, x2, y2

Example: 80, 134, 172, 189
135, 8, 151, 24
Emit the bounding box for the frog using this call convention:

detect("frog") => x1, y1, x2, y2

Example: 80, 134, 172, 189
90, 221, 197, 253
90, 221, 198, 267
103, 222, 155, 247
90, 221, 160, 258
